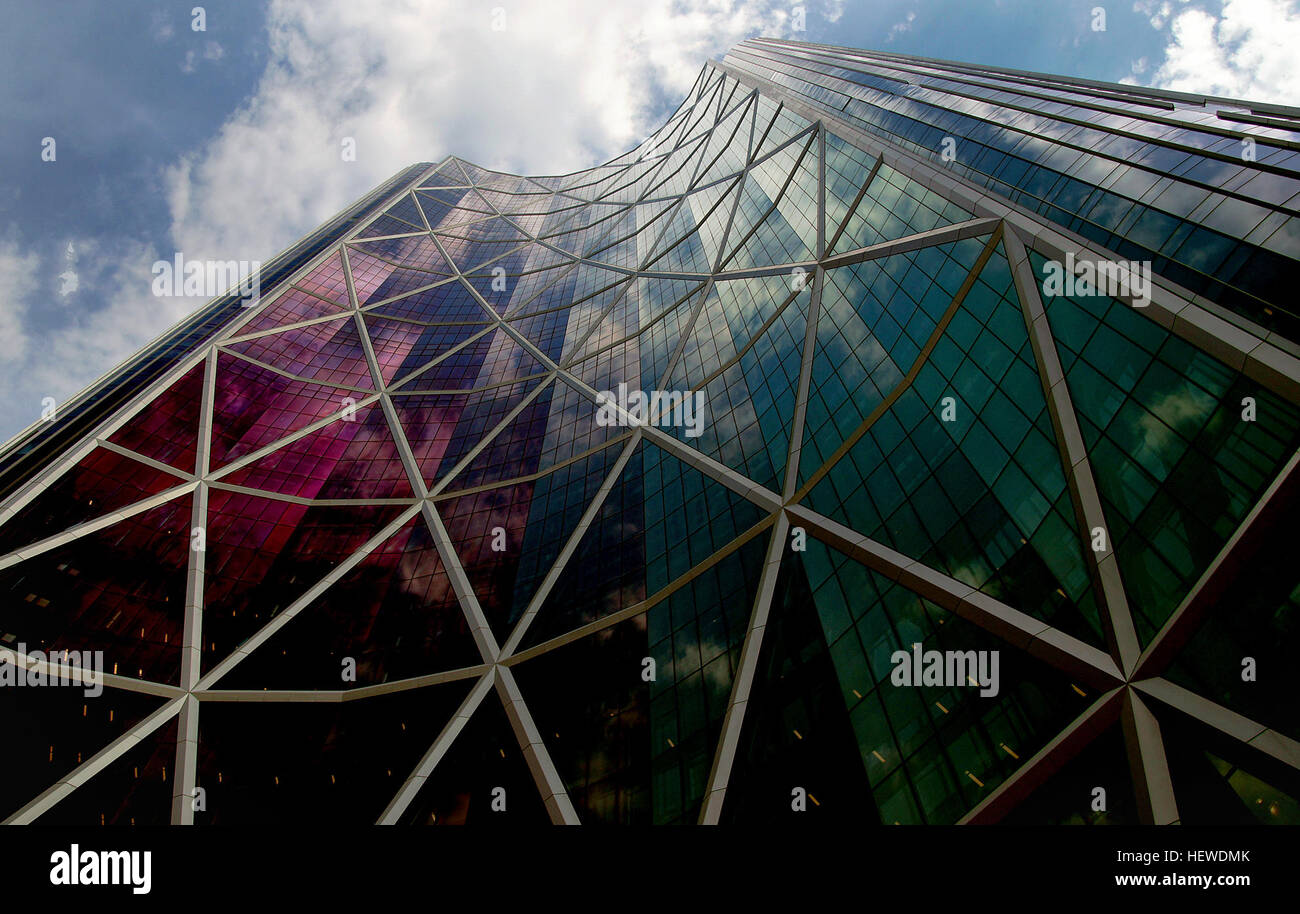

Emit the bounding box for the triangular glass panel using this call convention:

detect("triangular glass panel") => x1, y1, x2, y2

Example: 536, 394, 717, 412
580, 212, 640, 270
413, 190, 457, 230
465, 261, 575, 317
0, 448, 187, 557
107, 361, 205, 473
422, 193, 497, 231
438, 377, 558, 493
1031, 247, 1300, 643
210, 352, 364, 469
666, 275, 809, 492
354, 214, 424, 241
34, 717, 177, 825
397, 691, 552, 825
291, 251, 350, 307
0, 686, 169, 822
219, 399, 412, 499
200, 491, 407, 675
585, 199, 676, 263
535, 377, 629, 474
389, 392, 470, 481
823, 131, 880, 250
194, 683, 474, 824
506, 308, 569, 364
437, 216, 529, 245
363, 278, 489, 322
416, 171, 467, 191
210, 516, 481, 690
0, 495, 192, 685
437, 482, 539, 641
668, 273, 803, 389
804, 240, 1103, 646
435, 158, 473, 185
722, 132, 819, 271
239, 286, 349, 337
722, 535, 1094, 824
437, 235, 530, 274
446, 439, 627, 643
379, 192, 428, 231
426, 378, 546, 489
750, 98, 813, 163
224, 314, 374, 390
365, 316, 489, 386
348, 248, 449, 306
387, 330, 501, 392
567, 336, 643, 395
644, 176, 740, 274
569, 276, 703, 363
558, 276, 635, 363
830, 160, 975, 256
512, 532, 769, 823
692, 94, 757, 188
350, 234, 453, 275
643, 133, 711, 201
521, 440, 766, 648
800, 236, 990, 484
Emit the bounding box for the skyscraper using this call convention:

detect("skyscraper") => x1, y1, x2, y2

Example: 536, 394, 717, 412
2, 37, 1297, 826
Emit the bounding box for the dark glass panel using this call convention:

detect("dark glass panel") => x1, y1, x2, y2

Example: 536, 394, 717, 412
195, 683, 471, 824
211, 516, 479, 690
106, 361, 205, 473
36, 718, 177, 826
0, 495, 192, 684
0, 685, 167, 821
0, 448, 186, 557
513, 533, 767, 824
1001, 723, 1138, 824
200, 491, 407, 675
210, 351, 365, 469
398, 692, 551, 826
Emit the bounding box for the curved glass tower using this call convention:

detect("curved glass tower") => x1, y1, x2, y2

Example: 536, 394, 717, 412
2, 38, 1298, 826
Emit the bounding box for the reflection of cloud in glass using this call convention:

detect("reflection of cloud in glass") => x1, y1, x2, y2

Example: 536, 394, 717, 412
1133, 385, 1216, 477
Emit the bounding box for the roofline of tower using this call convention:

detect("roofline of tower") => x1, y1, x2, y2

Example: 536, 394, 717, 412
741, 35, 1300, 119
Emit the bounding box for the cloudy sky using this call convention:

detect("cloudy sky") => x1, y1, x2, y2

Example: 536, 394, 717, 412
0, 0, 1296, 443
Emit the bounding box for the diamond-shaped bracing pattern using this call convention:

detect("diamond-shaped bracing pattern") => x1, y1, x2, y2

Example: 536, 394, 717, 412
2, 49, 1298, 828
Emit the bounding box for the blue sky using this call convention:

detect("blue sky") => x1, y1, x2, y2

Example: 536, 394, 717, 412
1, 0, 1296, 443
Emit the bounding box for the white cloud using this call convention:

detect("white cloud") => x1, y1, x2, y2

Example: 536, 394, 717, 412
151, 11, 175, 43
1, 0, 842, 441
886, 10, 917, 41
0, 232, 196, 434
58, 241, 79, 297
0, 234, 38, 363
181, 42, 224, 74
1138, 0, 1300, 102
163, 0, 842, 270
1133, 0, 1177, 30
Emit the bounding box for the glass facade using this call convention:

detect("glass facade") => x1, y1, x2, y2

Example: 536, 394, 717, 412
1, 39, 1298, 826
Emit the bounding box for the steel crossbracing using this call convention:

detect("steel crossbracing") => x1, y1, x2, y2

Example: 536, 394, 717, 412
2, 50, 1298, 826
